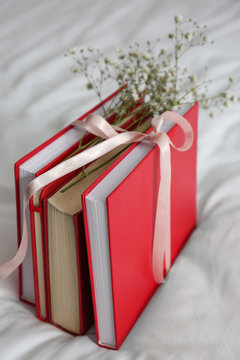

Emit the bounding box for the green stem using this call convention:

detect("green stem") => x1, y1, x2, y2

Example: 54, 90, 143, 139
60, 147, 127, 193
174, 24, 178, 102
60, 118, 152, 193
172, 85, 199, 107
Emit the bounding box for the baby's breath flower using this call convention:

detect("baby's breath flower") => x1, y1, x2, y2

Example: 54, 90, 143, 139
189, 74, 197, 83
71, 66, 78, 73
177, 44, 184, 52
86, 82, 93, 90
229, 76, 236, 83
209, 112, 216, 118
125, 67, 132, 75
129, 50, 140, 58
69, 47, 77, 54
143, 52, 151, 60
143, 66, 150, 74
138, 84, 145, 92
87, 46, 94, 52
185, 32, 192, 41
131, 90, 139, 102
230, 95, 237, 102
174, 14, 183, 23
66, 14, 238, 141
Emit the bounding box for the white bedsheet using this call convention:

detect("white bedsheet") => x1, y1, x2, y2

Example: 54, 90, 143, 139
1, 0, 240, 359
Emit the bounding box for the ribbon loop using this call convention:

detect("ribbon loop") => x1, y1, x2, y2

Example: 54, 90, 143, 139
0, 110, 194, 285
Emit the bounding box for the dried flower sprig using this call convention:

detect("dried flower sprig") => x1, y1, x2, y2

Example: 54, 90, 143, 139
61, 15, 239, 191
66, 15, 238, 120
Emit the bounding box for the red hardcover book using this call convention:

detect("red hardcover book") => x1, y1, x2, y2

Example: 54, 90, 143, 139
30, 170, 81, 321
14, 87, 123, 305
38, 104, 146, 332
81, 103, 198, 349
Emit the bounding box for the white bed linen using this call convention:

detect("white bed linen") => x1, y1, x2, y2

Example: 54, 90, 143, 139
1, 0, 240, 358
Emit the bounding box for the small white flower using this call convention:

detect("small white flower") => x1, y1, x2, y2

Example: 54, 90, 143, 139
87, 46, 94, 52
175, 14, 183, 23
129, 50, 140, 58
160, 49, 167, 55
132, 90, 139, 101
224, 100, 230, 107
138, 84, 145, 92
142, 72, 148, 81
222, 92, 228, 99
71, 66, 78, 73
163, 59, 169, 67
230, 95, 237, 102
69, 47, 77, 54
177, 44, 184, 52
115, 47, 121, 53
189, 74, 197, 83
125, 67, 132, 74
143, 66, 150, 74
229, 76, 236, 83
184, 67, 189, 73
143, 52, 151, 60
209, 112, 216, 118
105, 57, 115, 65
86, 82, 93, 90
185, 32, 192, 41
202, 35, 209, 42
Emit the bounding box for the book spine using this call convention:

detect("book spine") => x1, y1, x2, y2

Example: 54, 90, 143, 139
74, 212, 94, 335
29, 199, 49, 321
81, 193, 101, 344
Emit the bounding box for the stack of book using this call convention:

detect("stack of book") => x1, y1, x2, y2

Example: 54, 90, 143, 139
15, 89, 198, 349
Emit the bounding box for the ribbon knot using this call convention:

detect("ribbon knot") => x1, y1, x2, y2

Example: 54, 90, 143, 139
0, 110, 194, 284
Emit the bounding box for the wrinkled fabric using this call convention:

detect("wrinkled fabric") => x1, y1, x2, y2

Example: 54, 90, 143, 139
0, 0, 240, 359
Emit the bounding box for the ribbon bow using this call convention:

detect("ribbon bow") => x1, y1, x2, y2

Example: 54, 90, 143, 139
0, 111, 193, 284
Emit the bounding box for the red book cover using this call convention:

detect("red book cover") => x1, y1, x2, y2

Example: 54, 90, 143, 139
14, 87, 125, 305
82, 103, 198, 349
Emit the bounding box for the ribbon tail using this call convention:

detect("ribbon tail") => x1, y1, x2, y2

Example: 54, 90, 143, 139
152, 134, 171, 284
0, 197, 29, 280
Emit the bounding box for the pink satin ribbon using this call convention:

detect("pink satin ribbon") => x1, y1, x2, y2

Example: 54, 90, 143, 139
0, 111, 193, 284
